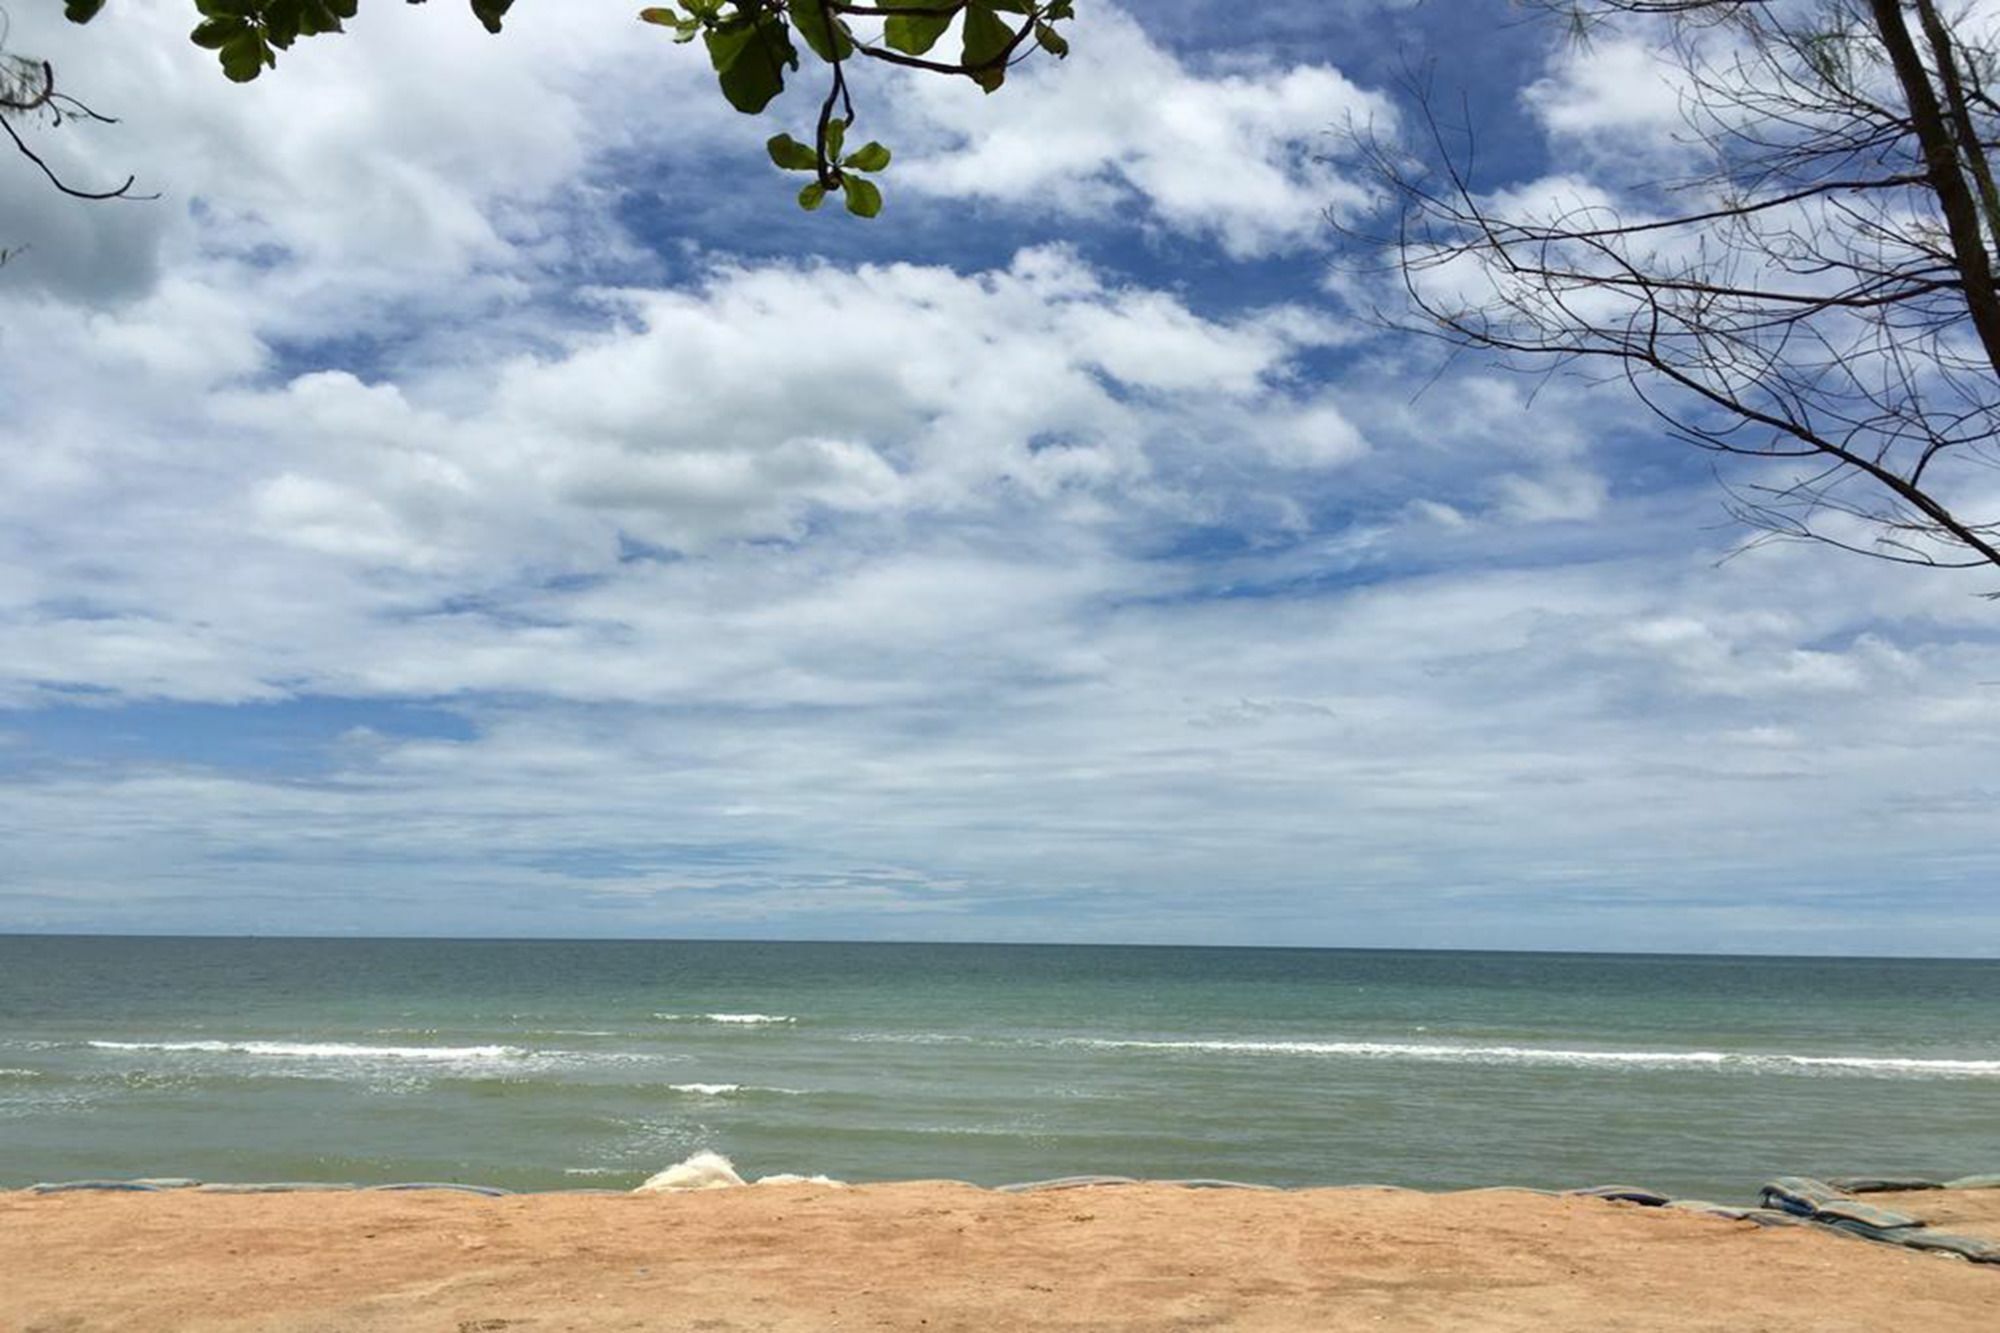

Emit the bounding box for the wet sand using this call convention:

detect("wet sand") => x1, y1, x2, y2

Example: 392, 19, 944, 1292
4, 1182, 1996, 1331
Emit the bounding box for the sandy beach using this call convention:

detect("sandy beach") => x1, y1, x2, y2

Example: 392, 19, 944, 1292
4, 1182, 1996, 1331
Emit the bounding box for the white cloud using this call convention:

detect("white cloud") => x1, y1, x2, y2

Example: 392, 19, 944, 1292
893, 6, 1392, 257
1523, 35, 1690, 142
5, 534, 2000, 952
1493, 468, 1608, 523
204, 247, 1348, 570
1, 3, 673, 303
0, 238, 1368, 711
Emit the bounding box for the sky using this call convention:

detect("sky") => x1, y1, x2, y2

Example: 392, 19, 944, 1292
0, 0, 1996, 954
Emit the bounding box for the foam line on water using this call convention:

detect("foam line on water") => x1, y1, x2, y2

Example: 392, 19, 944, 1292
652, 1013, 798, 1026
1058, 1037, 2000, 1077
88, 1040, 529, 1064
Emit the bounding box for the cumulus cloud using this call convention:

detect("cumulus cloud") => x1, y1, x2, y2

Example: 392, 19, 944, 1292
1523, 35, 1691, 143
0, 239, 1367, 707
893, 6, 1391, 256
0, 2, 682, 305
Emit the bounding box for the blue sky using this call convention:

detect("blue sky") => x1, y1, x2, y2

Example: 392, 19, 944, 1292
1, 1, 1996, 953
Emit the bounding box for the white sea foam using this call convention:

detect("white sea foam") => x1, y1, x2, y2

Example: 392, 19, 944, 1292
88, 1040, 528, 1064
0, 1068, 41, 1079
667, 1082, 804, 1097
635, 1150, 746, 1192
653, 1013, 798, 1026
1060, 1037, 2000, 1078
631, 1151, 844, 1193
839, 1031, 976, 1046
1777, 1053, 2000, 1076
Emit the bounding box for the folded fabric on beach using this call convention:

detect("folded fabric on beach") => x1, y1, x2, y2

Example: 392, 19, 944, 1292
1815, 1219, 2000, 1262
1872, 1229, 2000, 1263
1828, 1177, 1944, 1194
1658, 1200, 1803, 1226
1814, 1199, 1924, 1231
997, 1176, 1139, 1193
1759, 1177, 1847, 1216
1569, 1185, 1672, 1206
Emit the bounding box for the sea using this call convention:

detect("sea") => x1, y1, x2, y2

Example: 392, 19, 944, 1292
1, 937, 1995, 1200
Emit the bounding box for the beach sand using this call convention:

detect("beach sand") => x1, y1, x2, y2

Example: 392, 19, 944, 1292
1875, 1186, 2000, 1238
4, 1182, 1996, 1331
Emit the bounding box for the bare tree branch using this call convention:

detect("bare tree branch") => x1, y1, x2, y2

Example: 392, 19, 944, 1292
1356, 1, 2000, 578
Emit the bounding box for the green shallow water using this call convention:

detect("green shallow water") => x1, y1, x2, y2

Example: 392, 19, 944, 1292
1, 937, 1995, 1199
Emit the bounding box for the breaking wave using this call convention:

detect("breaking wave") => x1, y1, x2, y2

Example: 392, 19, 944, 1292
653, 1013, 798, 1026
668, 1082, 804, 1097
1060, 1038, 2000, 1078
88, 1040, 530, 1065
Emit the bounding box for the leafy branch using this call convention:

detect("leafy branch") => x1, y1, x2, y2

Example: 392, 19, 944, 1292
637, 0, 1073, 214
64, 0, 1074, 215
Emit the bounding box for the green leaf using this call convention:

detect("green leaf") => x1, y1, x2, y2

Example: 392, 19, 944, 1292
218, 29, 269, 82
767, 132, 819, 171
191, 18, 243, 50
798, 180, 828, 211
1033, 21, 1067, 57
718, 56, 786, 113
842, 141, 891, 173
64, 0, 107, 22
640, 7, 701, 43
841, 174, 883, 218
785, 0, 853, 63
265, 6, 301, 49
961, 3, 1013, 92
469, 0, 516, 35
705, 18, 758, 72
825, 117, 846, 160
883, 1, 954, 57
709, 16, 794, 114
297, 2, 347, 38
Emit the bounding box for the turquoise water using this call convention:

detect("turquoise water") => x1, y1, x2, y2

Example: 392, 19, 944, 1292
1, 937, 1995, 1199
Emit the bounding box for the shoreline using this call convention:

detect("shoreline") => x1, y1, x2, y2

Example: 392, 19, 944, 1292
5, 1179, 1998, 1331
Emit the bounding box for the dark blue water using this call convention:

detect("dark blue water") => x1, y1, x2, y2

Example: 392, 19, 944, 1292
1, 937, 1994, 1198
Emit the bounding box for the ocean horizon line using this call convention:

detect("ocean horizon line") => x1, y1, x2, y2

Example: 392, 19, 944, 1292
0, 931, 1994, 964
